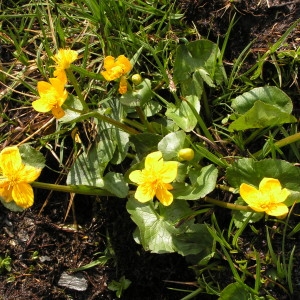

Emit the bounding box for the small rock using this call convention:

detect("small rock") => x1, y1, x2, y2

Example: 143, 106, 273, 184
58, 272, 88, 291
39, 255, 51, 262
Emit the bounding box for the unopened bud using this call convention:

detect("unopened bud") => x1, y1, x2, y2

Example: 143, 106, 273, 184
131, 74, 142, 85
178, 148, 194, 161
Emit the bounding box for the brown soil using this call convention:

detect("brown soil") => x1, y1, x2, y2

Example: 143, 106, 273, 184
1, 1, 300, 299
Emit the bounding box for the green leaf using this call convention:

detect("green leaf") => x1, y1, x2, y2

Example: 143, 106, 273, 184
0, 199, 24, 212
173, 223, 214, 257
129, 133, 162, 159
229, 100, 297, 131
102, 172, 128, 198
110, 130, 130, 164
172, 165, 218, 200
108, 276, 131, 299
232, 198, 264, 228
120, 79, 152, 107
231, 86, 293, 114
67, 140, 116, 187
218, 282, 250, 300
19, 144, 45, 169
158, 131, 186, 160
166, 95, 200, 132
174, 39, 225, 85
180, 69, 203, 98
127, 199, 177, 253
127, 199, 213, 255
61, 94, 85, 123
197, 67, 216, 87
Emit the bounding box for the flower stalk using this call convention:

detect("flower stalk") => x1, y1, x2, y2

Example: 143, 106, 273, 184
31, 181, 114, 196
203, 196, 253, 211
66, 69, 89, 112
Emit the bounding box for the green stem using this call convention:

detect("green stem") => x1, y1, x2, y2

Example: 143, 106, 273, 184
203, 196, 253, 211
93, 112, 140, 135
135, 106, 155, 133
253, 132, 300, 158
184, 98, 214, 141
66, 69, 89, 112
201, 87, 211, 122
216, 184, 236, 193
122, 117, 145, 131
32, 181, 114, 196
72, 111, 140, 135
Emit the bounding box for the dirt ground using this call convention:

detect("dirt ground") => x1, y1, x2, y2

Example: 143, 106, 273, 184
0, 1, 299, 299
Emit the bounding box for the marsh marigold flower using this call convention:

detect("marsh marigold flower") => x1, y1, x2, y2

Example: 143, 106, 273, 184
0, 146, 41, 209
129, 151, 178, 206
52, 49, 78, 83
101, 55, 132, 94
32, 77, 68, 119
240, 177, 290, 217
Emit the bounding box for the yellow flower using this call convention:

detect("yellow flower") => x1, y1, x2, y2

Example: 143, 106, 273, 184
129, 151, 178, 206
101, 55, 132, 81
240, 177, 290, 217
52, 49, 78, 83
32, 77, 68, 119
101, 55, 131, 94
0, 146, 41, 209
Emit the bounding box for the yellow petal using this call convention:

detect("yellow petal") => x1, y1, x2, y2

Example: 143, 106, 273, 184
276, 188, 290, 203
109, 66, 124, 80
259, 178, 281, 195
53, 69, 68, 84
145, 151, 163, 170
259, 177, 290, 203
49, 77, 66, 92
134, 183, 155, 203
240, 183, 261, 207
103, 56, 115, 70
265, 203, 289, 217
53, 49, 78, 69
12, 182, 34, 208
17, 164, 41, 183
37, 81, 52, 94
160, 161, 178, 183
0, 146, 22, 176
129, 170, 144, 184
0, 181, 13, 202
32, 98, 54, 112
51, 106, 65, 119
156, 184, 173, 206
116, 55, 132, 73
248, 204, 267, 213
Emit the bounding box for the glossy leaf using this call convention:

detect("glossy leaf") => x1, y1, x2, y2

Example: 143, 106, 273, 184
67, 140, 116, 186
174, 39, 225, 85
19, 144, 45, 169
229, 100, 297, 131
126, 199, 213, 255
158, 131, 186, 160
218, 283, 250, 300
120, 79, 152, 107
102, 172, 128, 198
172, 165, 218, 200
231, 86, 293, 114
232, 198, 264, 228
129, 133, 162, 159
166, 95, 200, 132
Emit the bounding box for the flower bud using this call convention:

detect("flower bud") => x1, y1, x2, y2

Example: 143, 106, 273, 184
131, 74, 142, 85
178, 148, 194, 161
